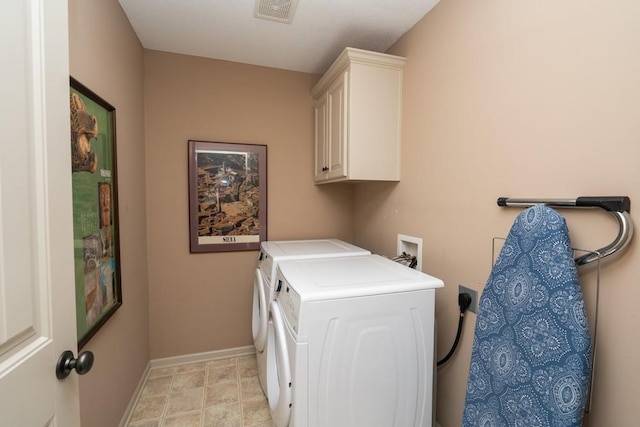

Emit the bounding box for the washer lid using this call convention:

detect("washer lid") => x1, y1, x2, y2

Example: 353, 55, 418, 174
277, 254, 444, 301
260, 239, 370, 259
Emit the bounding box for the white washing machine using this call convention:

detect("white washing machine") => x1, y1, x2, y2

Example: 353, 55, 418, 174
252, 239, 370, 394
266, 254, 444, 427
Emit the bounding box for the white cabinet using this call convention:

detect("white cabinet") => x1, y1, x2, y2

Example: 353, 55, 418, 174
312, 47, 406, 184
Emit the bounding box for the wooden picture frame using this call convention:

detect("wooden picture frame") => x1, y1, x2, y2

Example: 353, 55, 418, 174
188, 140, 267, 252
70, 77, 122, 349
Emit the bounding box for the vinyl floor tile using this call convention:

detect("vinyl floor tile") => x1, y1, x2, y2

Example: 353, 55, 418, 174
127, 355, 271, 427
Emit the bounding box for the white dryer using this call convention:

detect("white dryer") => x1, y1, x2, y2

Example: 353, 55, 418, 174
266, 254, 444, 427
252, 239, 370, 394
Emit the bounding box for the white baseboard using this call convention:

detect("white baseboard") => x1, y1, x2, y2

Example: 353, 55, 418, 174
149, 345, 255, 369
118, 345, 256, 426
118, 362, 151, 427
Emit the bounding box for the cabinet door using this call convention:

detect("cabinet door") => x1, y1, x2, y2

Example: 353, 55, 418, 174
326, 72, 348, 180
314, 94, 328, 181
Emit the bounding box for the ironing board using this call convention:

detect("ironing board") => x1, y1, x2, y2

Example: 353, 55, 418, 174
462, 205, 592, 426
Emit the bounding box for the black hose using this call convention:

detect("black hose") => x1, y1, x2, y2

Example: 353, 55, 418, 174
437, 312, 464, 366
437, 292, 472, 366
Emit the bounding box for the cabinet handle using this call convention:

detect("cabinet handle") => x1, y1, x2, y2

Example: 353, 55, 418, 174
322, 166, 328, 171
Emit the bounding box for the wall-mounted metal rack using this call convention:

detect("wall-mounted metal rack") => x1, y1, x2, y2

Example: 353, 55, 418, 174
497, 196, 633, 267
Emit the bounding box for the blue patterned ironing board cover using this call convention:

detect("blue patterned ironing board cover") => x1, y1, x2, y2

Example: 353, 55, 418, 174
462, 205, 592, 426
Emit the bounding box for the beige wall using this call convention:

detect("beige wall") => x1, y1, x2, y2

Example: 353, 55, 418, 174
144, 50, 355, 359
68, 1, 149, 426
67, 0, 640, 424
353, 0, 640, 425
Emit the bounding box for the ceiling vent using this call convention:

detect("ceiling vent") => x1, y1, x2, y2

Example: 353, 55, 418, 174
254, 0, 298, 24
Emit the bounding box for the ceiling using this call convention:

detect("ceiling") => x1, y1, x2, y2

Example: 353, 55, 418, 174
118, 0, 440, 75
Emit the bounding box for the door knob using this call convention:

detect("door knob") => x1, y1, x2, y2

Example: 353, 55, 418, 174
56, 350, 94, 379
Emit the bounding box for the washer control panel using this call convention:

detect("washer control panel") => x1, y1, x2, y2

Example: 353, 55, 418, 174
276, 273, 301, 334
258, 253, 273, 286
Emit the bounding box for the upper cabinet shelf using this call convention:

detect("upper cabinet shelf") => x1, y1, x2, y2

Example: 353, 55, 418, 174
312, 48, 406, 184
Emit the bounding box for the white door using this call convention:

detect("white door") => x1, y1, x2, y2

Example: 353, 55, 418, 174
313, 93, 328, 181
0, 0, 81, 426
326, 72, 347, 180
266, 301, 292, 427
252, 269, 268, 352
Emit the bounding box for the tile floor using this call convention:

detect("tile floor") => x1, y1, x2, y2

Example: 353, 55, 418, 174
127, 354, 272, 427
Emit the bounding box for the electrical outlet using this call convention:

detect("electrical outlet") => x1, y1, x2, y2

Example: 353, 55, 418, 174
459, 285, 478, 314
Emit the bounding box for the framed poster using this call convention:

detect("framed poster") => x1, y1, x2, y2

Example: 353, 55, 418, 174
188, 140, 267, 252
70, 77, 122, 349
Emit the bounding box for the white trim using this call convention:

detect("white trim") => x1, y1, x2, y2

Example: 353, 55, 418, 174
149, 345, 255, 369
118, 346, 256, 426
311, 47, 406, 99
118, 362, 151, 427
